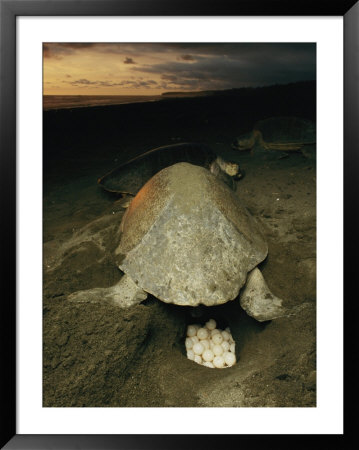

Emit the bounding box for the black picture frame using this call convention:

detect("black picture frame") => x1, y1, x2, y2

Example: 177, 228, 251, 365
1, 0, 357, 448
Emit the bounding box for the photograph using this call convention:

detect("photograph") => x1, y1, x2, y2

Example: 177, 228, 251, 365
2, 0, 355, 445
42, 42, 317, 408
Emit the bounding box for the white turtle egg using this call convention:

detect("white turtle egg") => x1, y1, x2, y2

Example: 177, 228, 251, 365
191, 336, 199, 344
193, 342, 204, 356
224, 351, 236, 367
212, 333, 223, 345
221, 341, 230, 352
187, 322, 237, 368
201, 339, 210, 350
197, 328, 209, 340
213, 344, 224, 356
210, 328, 220, 337
187, 325, 197, 337
203, 361, 215, 368
205, 319, 217, 330
213, 355, 225, 368
202, 349, 214, 362
221, 330, 230, 341
185, 338, 193, 350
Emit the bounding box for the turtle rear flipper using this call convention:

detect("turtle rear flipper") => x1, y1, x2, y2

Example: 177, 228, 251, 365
234, 117, 316, 158
251, 143, 289, 161
114, 196, 134, 209
68, 274, 147, 308
239, 268, 287, 321
301, 144, 316, 160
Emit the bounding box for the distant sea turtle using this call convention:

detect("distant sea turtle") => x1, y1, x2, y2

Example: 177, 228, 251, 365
98, 142, 242, 198
69, 162, 285, 322
232, 117, 316, 158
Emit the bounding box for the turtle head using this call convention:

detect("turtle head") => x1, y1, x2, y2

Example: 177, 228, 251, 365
223, 161, 240, 177
232, 130, 262, 151
212, 156, 242, 180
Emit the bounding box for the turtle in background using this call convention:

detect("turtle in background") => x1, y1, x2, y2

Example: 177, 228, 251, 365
69, 162, 286, 322
98, 142, 242, 202
232, 117, 316, 159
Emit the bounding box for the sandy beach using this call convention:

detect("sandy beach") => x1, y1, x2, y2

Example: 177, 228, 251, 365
43, 81, 316, 407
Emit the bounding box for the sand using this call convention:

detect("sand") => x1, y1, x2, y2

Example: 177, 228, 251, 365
43, 82, 316, 407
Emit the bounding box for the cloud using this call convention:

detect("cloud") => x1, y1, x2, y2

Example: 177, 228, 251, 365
45, 43, 315, 92
43, 43, 97, 58
179, 54, 195, 61
161, 74, 178, 82
123, 57, 136, 64
68, 78, 98, 85
59, 43, 96, 49
63, 78, 160, 89
132, 43, 316, 90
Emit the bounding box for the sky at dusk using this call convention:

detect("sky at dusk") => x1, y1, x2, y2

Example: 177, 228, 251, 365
43, 43, 316, 96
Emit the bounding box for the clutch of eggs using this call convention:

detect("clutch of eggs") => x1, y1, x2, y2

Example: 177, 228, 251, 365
185, 319, 236, 368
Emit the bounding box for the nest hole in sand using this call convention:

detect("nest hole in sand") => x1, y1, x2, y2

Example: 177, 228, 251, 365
155, 298, 271, 370
140, 295, 271, 374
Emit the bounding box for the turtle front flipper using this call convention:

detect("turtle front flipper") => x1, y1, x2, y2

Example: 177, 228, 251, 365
239, 267, 287, 322
68, 274, 147, 308
113, 195, 134, 209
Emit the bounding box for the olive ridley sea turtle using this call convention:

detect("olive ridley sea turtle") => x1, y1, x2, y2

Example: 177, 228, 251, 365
69, 162, 286, 322
232, 116, 316, 158
98, 142, 242, 197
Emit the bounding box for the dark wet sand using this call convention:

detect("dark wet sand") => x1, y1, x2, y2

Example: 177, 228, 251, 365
43, 81, 316, 407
